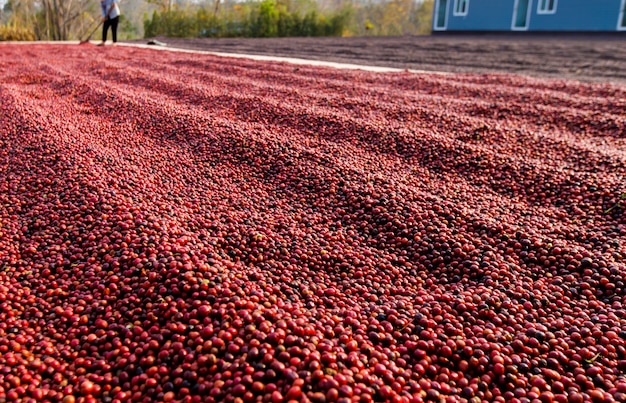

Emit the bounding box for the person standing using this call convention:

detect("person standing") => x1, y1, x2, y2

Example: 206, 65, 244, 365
98, 0, 120, 46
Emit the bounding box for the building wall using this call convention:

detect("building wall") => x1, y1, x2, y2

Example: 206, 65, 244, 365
435, 0, 626, 32
438, 0, 516, 31
530, 0, 624, 31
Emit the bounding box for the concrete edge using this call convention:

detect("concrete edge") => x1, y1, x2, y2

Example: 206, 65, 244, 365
119, 42, 443, 75
1, 40, 446, 75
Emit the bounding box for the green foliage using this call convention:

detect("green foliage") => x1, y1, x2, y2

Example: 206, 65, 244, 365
144, 0, 352, 39
2, 0, 433, 40
2, 0, 100, 40
413, 0, 434, 35
1, 0, 37, 39
253, 0, 280, 37
347, 0, 433, 36
144, 7, 200, 38
0, 24, 35, 41
118, 15, 140, 40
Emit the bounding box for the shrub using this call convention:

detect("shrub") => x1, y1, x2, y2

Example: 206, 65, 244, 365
144, 1, 351, 39
144, 8, 199, 38
0, 25, 36, 41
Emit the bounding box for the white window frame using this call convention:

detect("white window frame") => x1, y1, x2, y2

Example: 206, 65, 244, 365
537, 0, 557, 15
511, 0, 533, 31
619, 0, 626, 31
454, 0, 469, 16
433, 0, 450, 31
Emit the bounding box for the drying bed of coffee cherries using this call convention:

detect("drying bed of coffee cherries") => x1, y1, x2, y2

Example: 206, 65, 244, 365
0, 44, 625, 403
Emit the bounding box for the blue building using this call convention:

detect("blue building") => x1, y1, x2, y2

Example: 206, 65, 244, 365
433, 0, 626, 32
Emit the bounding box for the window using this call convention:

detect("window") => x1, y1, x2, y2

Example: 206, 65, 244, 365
454, 0, 469, 16
537, 0, 557, 14
512, 0, 531, 30
434, 0, 449, 30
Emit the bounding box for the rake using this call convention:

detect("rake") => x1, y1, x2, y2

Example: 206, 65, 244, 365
79, 19, 103, 45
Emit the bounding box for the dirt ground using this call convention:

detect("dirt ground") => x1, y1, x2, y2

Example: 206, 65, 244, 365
124, 34, 626, 84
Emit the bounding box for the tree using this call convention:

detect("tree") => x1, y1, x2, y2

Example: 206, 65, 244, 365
343, 0, 433, 36
35, 0, 94, 40
0, 0, 37, 39
254, 0, 279, 37
412, 0, 433, 35
1, 0, 97, 40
